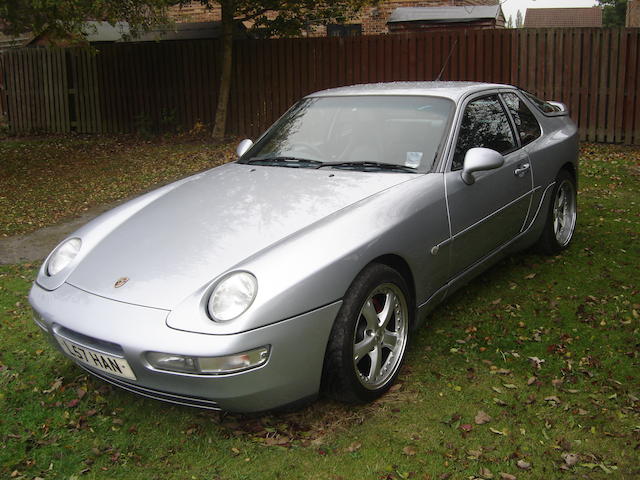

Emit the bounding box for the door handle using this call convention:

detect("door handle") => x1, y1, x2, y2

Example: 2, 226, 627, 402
514, 163, 530, 177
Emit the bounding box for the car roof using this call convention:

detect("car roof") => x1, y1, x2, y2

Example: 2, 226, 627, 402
307, 81, 515, 102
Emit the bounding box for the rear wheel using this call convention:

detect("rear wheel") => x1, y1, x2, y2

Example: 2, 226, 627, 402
323, 264, 411, 403
536, 169, 577, 254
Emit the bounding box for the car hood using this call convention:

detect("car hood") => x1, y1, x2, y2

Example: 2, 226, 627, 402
66, 163, 415, 310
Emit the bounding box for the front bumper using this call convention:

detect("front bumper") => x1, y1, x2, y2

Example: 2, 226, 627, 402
29, 282, 341, 412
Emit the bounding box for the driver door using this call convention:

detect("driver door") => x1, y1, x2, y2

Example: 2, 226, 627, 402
445, 94, 532, 277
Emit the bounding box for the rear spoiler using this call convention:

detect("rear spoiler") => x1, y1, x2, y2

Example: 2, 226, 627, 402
545, 101, 570, 117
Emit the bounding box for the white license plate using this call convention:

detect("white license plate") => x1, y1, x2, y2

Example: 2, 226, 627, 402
55, 335, 137, 380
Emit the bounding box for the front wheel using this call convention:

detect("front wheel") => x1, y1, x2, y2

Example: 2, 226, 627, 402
323, 264, 411, 403
536, 169, 577, 254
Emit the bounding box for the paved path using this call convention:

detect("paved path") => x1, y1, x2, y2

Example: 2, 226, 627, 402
0, 201, 121, 265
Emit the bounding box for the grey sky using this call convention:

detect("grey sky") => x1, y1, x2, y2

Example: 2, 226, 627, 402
499, 0, 598, 23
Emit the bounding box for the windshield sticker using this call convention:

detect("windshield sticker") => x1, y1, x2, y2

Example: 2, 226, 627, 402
405, 152, 423, 168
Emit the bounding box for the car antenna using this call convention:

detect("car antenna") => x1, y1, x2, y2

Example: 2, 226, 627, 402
435, 39, 458, 82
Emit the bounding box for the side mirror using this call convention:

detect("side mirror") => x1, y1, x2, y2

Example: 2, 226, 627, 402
236, 139, 253, 158
461, 147, 504, 185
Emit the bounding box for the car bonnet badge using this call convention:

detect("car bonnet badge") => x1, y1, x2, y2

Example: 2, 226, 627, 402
114, 277, 129, 288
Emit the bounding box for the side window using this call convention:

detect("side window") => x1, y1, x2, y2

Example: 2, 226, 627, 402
502, 92, 541, 146
452, 95, 516, 171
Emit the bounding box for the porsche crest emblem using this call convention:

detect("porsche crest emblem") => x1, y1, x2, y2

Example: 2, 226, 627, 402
114, 277, 129, 288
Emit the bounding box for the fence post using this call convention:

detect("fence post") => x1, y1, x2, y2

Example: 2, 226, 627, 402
0, 53, 7, 132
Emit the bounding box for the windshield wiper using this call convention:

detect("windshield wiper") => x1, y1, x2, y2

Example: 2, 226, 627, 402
246, 157, 417, 173
246, 156, 323, 168
319, 161, 417, 173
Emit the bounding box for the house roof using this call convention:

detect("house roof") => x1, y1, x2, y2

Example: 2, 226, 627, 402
134, 22, 243, 41
81, 20, 245, 43
388, 6, 502, 24
523, 7, 603, 28
0, 31, 33, 52
82, 21, 130, 42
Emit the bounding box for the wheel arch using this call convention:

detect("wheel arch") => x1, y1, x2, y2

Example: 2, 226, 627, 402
321, 254, 415, 401
368, 254, 417, 322
560, 161, 577, 185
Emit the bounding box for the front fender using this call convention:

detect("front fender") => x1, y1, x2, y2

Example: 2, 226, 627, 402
166, 174, 450, 335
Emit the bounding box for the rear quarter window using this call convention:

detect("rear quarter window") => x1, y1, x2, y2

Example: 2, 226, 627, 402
502, 92, 542, 146
523, 92, 560, 114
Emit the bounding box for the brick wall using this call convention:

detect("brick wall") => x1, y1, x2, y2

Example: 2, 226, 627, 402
168, 0, 499, 35
628, 0, 640, 27
168, 3, 221, 23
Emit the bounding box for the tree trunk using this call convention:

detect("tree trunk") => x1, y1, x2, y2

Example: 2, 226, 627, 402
212, 0, 234, 141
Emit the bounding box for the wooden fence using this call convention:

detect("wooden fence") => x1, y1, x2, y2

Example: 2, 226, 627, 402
0, 28, 639, 144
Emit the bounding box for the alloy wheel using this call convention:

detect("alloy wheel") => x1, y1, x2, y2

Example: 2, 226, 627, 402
352, 283, 408, 390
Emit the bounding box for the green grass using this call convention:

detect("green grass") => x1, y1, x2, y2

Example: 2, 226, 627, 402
0, 134, 237, 237
0, 142, 639, 480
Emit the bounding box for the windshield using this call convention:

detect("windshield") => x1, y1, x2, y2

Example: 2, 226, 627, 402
239, 95, 453, 172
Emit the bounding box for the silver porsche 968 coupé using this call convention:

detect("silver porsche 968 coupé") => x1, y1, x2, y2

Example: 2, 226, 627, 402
30, 82, 578, 412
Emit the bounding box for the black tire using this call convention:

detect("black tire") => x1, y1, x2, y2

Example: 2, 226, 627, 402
536, 169, 577, 255
322, 263, 412, 403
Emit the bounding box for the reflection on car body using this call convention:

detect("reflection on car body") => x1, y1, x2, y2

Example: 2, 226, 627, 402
30, 82, 578, 412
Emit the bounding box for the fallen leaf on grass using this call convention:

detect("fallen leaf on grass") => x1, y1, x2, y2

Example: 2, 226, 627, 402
499, 473, 516, 480
516, 460, 531, 470
264, 436, 290, 446
403, 445, 417, 456
528, 357, 545, 369
475, 410, 492, 424
467, 449, 482, 459
493, 398, 507, 406
459, 424, 473, 433
579, 462, 616, 473
544, 395, 561, 404
489, 427, 505, 435
527, 376, 537, 385
479, 467, 494, 478
310, 437, 325, 446
503, 384, 517, 389
43, 378, 62, 394
345, 442, 361, 453
562, 453, 579, 467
